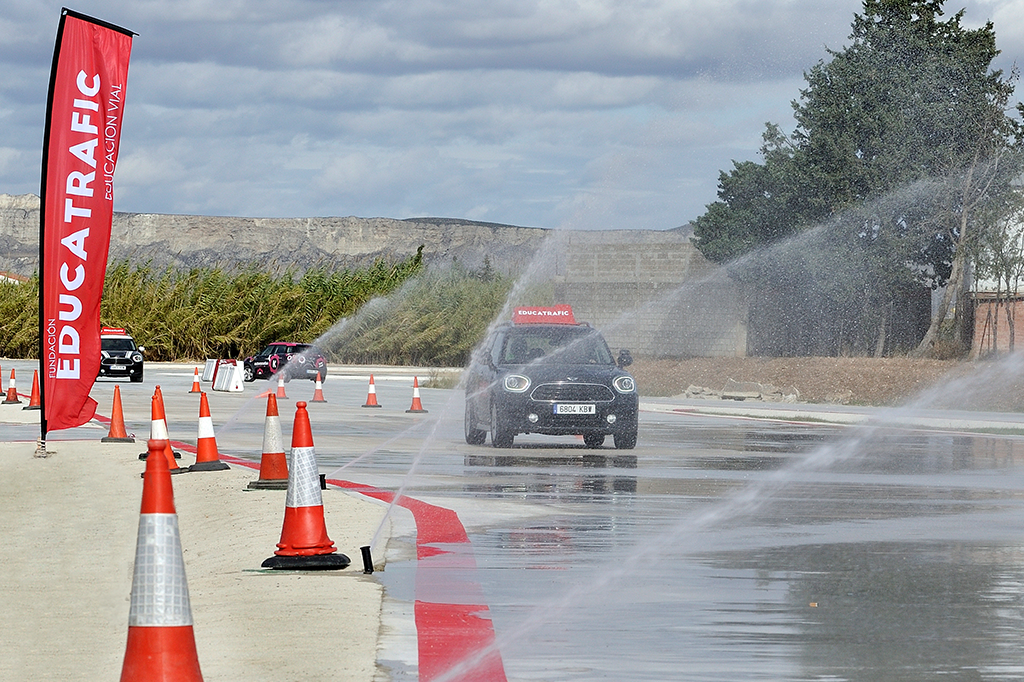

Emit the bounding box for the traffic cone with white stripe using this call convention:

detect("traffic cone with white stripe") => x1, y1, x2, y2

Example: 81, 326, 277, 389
247, 393, 289, 490
22, 370, 40, 410
120, 438, 204, 682
102, 385, 135, 443
310, 373, 326, 403
262, 401, 350, 570
189, 392, 229, 472
406, 376, 428, 413
362, 374, 381, 408
141, 390, 184, 473
2, 369, 20, 404
276, 375, 288, 400
189, 367, 201, 393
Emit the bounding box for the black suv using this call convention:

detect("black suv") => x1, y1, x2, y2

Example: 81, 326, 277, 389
99, 327, 144, 382
243, 342, 328, 382
464, 307, 638, 449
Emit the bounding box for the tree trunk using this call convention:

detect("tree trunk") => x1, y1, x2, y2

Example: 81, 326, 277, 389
914, 159, 983, 358
913, 243, 967, 357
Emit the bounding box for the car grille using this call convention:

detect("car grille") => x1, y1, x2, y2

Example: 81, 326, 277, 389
530, 382, 614, 402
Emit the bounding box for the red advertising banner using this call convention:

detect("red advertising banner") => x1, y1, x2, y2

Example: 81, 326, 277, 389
40, 10, 133, 434
511, 305, 577, 325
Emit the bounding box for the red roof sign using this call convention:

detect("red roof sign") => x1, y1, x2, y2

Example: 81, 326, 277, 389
100, 327, 127, 336
512, 305, 576, 325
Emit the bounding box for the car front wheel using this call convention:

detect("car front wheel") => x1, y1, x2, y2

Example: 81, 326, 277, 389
490, 403, 514, 448
243, 365, 254, 382
583, 433, 605, 448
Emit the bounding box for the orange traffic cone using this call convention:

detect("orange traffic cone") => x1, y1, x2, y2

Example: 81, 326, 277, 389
310, 373, 326, 403
362, 374, 381, 408
262, 401, 349, 570
406, 376, 428, 413
102, 385, 135, 443
141, 389, 184, 473
189, 367, 201, 393
247, 393, 289, 490
2, 369, 20, 404
22, 370, 41, 411
190, 392, 229, 472
120, 438, 204, 682
276, 375, 288, 400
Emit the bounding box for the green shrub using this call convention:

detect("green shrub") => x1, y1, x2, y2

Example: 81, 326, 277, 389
0, 247, 425, 361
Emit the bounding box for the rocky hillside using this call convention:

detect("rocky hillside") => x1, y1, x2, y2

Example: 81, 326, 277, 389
0, 193, 549, 276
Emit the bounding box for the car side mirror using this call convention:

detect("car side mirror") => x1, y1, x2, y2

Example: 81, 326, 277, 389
617, 349, 633, 369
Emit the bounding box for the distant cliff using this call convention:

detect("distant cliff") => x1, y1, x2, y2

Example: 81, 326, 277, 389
0, 193, 548, 276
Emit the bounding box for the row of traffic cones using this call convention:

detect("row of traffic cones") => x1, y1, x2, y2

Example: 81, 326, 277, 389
0, 367, 42, 410
362, 374, 428, 413
120, 400, 348, 678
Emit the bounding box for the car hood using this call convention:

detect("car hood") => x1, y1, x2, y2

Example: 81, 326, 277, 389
499, 362, 629, 384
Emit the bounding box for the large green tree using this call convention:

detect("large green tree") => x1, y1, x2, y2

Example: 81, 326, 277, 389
693, 0, 1024, 356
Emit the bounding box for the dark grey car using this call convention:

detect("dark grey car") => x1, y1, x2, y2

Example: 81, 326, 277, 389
464, 319, 637, 449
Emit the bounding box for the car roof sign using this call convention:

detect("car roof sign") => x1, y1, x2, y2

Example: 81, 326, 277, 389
512, 305, 576, 325
100, 327, 128, 336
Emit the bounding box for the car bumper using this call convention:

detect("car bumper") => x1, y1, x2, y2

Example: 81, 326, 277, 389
494, 392, 638, 436
99, 362, 142, 376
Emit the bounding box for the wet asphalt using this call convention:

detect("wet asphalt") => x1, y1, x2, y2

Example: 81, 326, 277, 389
4, 359, 1024, 681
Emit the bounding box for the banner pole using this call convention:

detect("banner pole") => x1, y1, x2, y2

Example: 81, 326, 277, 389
37, 9, 71, 449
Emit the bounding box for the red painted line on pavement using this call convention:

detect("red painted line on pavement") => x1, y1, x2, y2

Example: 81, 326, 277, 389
214, 451, 507, 682
98, 410, 507, 682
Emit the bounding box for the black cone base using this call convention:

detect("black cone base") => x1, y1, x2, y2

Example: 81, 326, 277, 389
102, 436, 136, 443
189, 459, 231, 472
140, 450, 182, 460
22, 405, 40, 411
261, 553, 351, 571
406, 408, 428, 413
247, 478, 289, 490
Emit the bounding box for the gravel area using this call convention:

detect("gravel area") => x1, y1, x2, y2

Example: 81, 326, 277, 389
630, 356, 1023, 408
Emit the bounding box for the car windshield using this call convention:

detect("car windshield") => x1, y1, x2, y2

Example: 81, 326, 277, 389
101, 338, 136, 352
499, 327, 613, 365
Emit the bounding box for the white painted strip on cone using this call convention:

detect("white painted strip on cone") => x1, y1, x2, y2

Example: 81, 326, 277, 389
286, 446, 322, 508
262, 415, 283, 454
128, 514, 193, 627
151, 418, 169, 441
197, 415, 215, 439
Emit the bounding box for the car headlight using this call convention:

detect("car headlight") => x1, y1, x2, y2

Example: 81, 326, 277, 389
612, 376, 635, 393
503, 374, 531, 393
132, 352, 143, 363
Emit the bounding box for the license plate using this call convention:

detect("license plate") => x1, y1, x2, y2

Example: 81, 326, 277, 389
110, 365, 127, 371
554, 403, 595, 415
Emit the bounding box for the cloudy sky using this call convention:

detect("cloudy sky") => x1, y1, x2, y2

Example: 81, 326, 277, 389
2, 1, 1023, 230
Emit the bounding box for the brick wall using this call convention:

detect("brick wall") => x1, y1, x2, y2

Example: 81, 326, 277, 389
972, 295, 1024, 357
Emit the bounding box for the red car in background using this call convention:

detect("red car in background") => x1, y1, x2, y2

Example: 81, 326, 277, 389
243, 342, 328, 382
